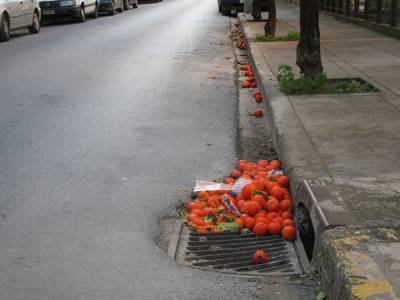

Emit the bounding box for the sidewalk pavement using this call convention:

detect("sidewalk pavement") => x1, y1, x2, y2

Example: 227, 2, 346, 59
239, 1, 400, 299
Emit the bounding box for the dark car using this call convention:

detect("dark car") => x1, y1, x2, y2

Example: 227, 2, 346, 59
39, 0, 99, 22
218, 0, 243, 15
125, 0, 138, 9
218, 0, 267, 16
99, 0, 124, 14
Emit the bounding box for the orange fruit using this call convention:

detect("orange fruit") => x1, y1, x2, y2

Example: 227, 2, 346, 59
270, 160, 281, 169
198, 191, 209, 200
270, 186, 286, 200
255, 210, 268, 219
207, 195, 221, 208
266, 198, 280, 212
244, 217, 256, 230
186, 202, 204, 211
267, 222, 282, 235
255, 94, 263, 103
252, 194, 266, 207
246, 201, 261, 216
253, 222, 268, 237
281, 226, 296, 241
231, 169, 242, 178
253, 110, 263, 117
192, 209, 208, 217
281, 211, 293, 220
203, 207, 218, 215
258, 159, 269, 167
266, 182, 279, 193
282, 219, 295, 228
267, 212, 278, 220
252, 250, 267, 264
242, 183, 257, 199
242, 81, 251, 88
253, 180, 265, 191
240, 213, 251, 221
277, 175, 289, 187
189, 215, 206, 226
234, 218, 245, 230
237, 200, 247, 212
237, 200, 246, 211
272, 217, 284, 225
255, 217, 270, 225
237, 160, 248, 171
280, 199, 293, 212
224, 177, 235, 184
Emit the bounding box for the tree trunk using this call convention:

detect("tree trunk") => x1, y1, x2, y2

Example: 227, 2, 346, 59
252, 0, 262, 21
296, 0, 323, 79
264, 0, 276, 36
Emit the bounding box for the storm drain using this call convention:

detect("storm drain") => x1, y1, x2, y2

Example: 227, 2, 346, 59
174, 225, 303, 276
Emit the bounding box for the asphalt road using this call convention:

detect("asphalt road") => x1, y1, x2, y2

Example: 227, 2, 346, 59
0, 0, 259, 299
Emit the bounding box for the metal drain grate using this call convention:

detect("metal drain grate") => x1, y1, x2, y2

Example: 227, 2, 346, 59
174, 225, 303, 276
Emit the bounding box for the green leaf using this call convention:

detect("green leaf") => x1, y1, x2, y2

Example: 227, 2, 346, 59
252, 191, 269, 201
222, 215, 234, 222
315, 290, 326, 300
206, 213, 217, 223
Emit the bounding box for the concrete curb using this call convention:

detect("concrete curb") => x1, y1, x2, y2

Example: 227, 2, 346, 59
238, 15, 333, 233
238, 15, 400, 300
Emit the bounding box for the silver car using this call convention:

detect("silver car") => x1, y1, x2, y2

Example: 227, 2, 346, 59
0, 0, 41, 42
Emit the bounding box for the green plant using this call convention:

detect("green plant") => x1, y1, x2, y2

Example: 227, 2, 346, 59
276, 64, 377, 95
255, 32, 300, 42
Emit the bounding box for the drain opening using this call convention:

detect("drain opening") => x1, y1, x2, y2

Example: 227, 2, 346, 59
175, 226, 303, 276
296, 204, 315, 262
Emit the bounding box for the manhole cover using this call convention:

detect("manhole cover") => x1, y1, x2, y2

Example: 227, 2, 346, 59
174, 225, 303, 276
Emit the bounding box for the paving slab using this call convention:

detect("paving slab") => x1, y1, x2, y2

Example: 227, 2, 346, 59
239, 1, 400, 299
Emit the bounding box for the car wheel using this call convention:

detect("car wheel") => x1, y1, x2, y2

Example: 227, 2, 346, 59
110, 1, 116, 15
123, 0, 129, 10
118, 0, 124, 12
0, 13, 10, 42
29, 11, 40, 34
92, 2, 99, 18
221, 5, 230, 16
78, 6, 86, 22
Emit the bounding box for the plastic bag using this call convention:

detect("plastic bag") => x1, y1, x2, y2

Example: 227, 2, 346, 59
232, 177, 252, 194
193, 180, 233, 192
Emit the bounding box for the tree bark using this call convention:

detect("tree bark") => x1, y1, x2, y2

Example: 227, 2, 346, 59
296, 0, 323, 79
264, 0, 276, 36
252, 0, 262, 21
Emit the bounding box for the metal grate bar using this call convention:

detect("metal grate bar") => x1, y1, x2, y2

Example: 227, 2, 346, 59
185, 246, 288, 261
175, 226, 303, 276
186, 242, 288, 254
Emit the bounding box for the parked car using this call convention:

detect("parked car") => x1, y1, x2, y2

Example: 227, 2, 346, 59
217, 0, 243, 15
218, 0, 267, 16
39, 0, 99, 22
0, 0, 41, 42
99, 0, 123, 14
125, 0, 137, 9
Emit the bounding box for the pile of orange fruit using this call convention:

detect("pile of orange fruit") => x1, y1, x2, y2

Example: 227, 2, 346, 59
240, 65, 265, 118
185, 159, 297, 241
236, 32, 247, 49
240, 65, 257, 88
